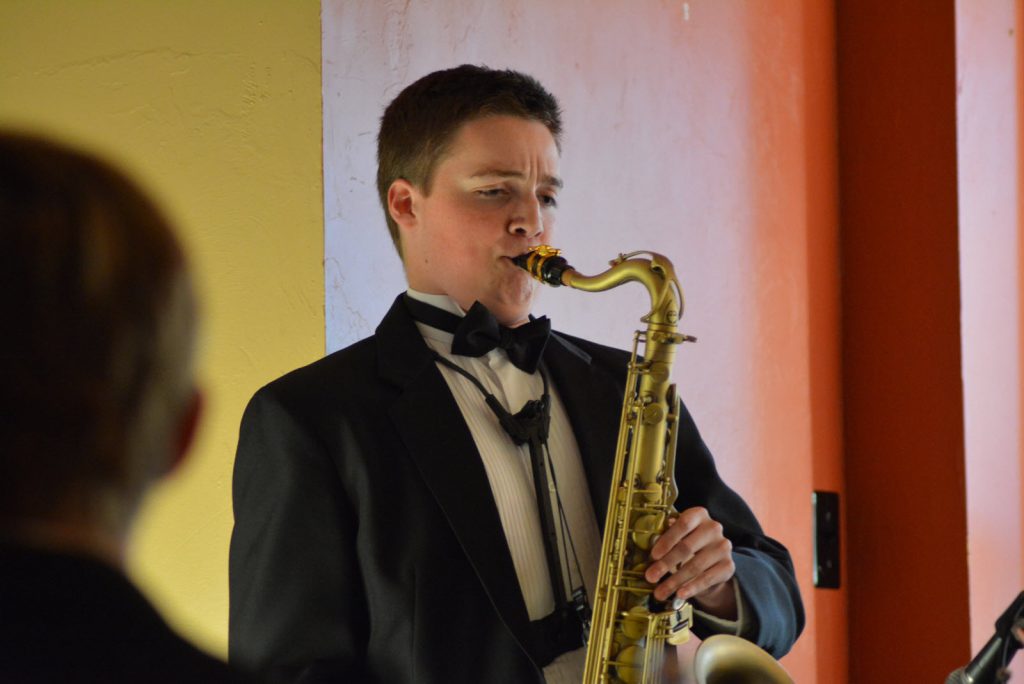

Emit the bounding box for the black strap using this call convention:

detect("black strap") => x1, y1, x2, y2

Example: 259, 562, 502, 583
527, 603, 585, 668
428, 350, 593, 661
430, 352, 566, 608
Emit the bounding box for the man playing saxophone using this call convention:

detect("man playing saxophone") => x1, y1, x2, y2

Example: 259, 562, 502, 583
229, 65, 804, 683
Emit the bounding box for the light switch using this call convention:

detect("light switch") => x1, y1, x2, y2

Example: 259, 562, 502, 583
813, 490, 840, 589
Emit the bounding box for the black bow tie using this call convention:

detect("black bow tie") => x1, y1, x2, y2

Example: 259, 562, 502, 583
404, 295, 551, 374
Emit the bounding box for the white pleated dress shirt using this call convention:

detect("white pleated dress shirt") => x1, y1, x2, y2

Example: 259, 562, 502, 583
406, 289, 745, 682
407, 289, 598, 683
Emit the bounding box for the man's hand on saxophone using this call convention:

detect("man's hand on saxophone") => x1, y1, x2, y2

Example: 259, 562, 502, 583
645, 506, 739, 621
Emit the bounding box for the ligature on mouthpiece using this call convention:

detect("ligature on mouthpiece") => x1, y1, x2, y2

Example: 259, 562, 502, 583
513, 245, 572, 286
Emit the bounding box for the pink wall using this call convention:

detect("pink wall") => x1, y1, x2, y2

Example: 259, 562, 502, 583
956, 0, 1024, 677
322, 2, 842, 680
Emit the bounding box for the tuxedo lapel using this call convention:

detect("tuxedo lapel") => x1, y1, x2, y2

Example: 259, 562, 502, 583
374, 296, 535, 659
542, 333, 626, 528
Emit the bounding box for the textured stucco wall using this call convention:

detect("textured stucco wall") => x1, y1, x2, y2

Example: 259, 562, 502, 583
0, 1, 323, 656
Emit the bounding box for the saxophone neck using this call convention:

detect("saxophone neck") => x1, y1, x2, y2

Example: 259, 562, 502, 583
516, 246, 685, 330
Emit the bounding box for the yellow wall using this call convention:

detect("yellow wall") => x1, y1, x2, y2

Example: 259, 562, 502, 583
0, 1, 324, 656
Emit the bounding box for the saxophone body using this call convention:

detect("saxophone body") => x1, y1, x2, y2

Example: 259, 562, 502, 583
516, 246, 794, 684
515, 246, 694, 684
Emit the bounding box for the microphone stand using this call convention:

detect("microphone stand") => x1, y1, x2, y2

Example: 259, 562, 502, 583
947, 592, 1024, 684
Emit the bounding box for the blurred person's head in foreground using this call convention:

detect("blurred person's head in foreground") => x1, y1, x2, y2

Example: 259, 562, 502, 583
0, 132, 200, 565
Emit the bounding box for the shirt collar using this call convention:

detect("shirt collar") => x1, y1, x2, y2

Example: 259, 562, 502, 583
405, 288, 466, 318
406, 288, 460, 347
405, 288, 520, 370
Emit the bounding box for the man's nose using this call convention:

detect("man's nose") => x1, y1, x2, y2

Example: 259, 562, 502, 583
507, 195, 544, 238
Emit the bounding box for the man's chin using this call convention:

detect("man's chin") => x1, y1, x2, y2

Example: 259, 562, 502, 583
487, 297, 534, 328
478, 277, 539, 326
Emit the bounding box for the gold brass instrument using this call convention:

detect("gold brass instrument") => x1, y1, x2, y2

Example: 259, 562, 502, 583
693, 635, 793, 684
514, 246, 793, 684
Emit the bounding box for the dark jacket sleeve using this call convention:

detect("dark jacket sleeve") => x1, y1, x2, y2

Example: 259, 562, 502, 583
553, 330, 804, 659
674, 398, 805, 658
228, 384, 367, 683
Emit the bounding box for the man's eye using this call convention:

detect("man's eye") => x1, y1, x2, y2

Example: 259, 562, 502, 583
540, 194, 558, 208
477, 188, 506, 198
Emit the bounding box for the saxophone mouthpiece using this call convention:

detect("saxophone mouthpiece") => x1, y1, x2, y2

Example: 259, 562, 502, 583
514, 245, 571, 287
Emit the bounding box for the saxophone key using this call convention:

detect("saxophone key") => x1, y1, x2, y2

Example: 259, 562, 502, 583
620, 604, 650, 640
630, 513, 663, 550
611, 644, 645, 684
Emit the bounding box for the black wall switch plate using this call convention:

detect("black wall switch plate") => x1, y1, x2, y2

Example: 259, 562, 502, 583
813, 490, 840, 589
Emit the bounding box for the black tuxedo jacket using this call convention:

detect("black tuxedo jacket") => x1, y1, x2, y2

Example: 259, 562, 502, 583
228, 295, 803, 683
0, 541, 253, 684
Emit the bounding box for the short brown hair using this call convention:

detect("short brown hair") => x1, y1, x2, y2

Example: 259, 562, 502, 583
376, 65, 562, 256
0, 133, 197, 526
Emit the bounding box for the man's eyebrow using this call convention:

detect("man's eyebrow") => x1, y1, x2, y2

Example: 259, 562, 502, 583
470, 168, 564, 189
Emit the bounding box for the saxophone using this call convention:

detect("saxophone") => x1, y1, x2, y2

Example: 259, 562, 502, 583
515, 245, 692, 683
514, 245, 793, 684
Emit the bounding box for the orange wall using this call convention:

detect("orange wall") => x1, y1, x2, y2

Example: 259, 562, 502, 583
799, 4, 848, 681
837, 2, 972, 681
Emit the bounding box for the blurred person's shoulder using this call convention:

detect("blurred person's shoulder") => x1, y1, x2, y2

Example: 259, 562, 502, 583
0, 540, 259, 683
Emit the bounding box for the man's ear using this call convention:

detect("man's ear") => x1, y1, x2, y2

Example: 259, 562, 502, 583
167, 389, 203, 476
387, 179, 419, 233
